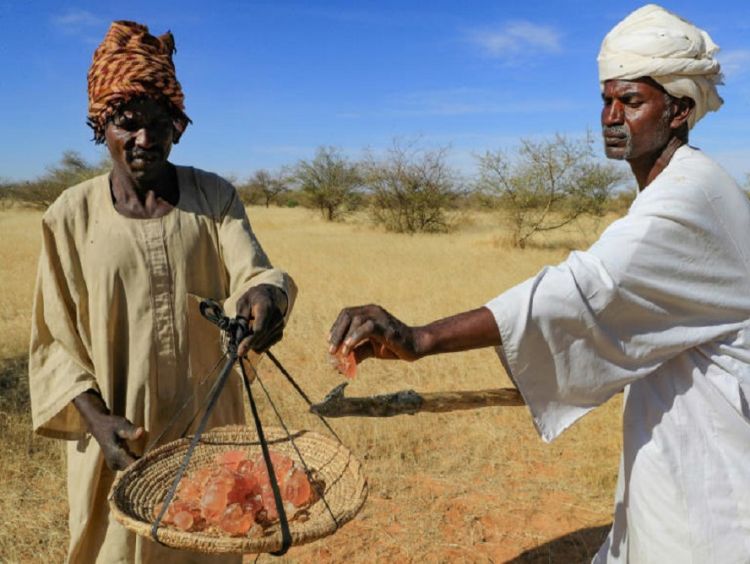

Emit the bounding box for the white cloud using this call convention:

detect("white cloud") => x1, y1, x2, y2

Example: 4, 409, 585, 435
467, 21, 562, 61
719, 49, 750, 79
51, 9, 103, 35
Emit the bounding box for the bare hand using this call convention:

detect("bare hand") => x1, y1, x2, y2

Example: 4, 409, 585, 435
73, 390, 143, 471
90, 413, 144, 471
235, 284, 288, 356
328, 304, 422, 363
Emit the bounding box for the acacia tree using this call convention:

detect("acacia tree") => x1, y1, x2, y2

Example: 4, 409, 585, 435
239, 169, 288, 207
477, 134, 626, 248
364, 141, 460, 233
293, 147, 362, 221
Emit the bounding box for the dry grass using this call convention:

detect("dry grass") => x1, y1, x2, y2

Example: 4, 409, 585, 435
0, 208, 41, 359
0, 205, 622, 563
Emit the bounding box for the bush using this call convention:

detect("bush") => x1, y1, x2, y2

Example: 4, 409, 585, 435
364, 141, 461, 233
237, 169, 289, 207
477, 134, 626, 248
292, 147, 362, 221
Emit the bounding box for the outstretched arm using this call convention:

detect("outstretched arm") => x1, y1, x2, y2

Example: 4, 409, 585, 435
328, 305, 502, 363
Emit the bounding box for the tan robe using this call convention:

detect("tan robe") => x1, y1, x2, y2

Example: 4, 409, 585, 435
29, 166, 297, 563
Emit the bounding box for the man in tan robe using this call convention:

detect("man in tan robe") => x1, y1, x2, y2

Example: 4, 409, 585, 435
29, 21, 296, 563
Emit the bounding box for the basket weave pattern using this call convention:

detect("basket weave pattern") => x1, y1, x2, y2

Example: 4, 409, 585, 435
109, 425, 367, 554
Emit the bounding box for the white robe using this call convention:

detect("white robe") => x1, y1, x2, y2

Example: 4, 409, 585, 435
486, 146, 750, 563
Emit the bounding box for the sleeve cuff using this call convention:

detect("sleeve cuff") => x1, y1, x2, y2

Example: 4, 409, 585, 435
32, 378, 99, 440
485, 281, 595, 443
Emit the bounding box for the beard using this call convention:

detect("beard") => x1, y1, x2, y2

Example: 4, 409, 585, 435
602, 104, 673, 160
602, 124, 632, 160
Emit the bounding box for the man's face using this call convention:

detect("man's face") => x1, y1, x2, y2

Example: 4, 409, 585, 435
105, 97, 175, 182
601, 78, 673, 161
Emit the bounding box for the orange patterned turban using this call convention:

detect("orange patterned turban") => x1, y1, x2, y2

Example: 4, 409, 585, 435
87, 20, 191, 143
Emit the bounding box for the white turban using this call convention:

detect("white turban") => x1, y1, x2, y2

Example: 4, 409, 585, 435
598, 4, 723, 129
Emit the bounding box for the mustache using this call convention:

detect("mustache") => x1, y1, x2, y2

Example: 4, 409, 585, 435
130, 147, 164, 159
602, 125, 629, 138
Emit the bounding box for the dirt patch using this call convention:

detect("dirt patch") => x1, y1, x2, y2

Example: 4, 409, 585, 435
257, 467, 612, 563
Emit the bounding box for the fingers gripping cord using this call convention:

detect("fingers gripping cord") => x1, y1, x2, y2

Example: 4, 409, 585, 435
199, 299, 250, 354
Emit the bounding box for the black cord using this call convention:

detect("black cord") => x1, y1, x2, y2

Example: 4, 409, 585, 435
265, 350, 344, 444
144, 352, 228, 453
244, 359, 341, 529
150, 352, 238, 543
239, 357, 293, 555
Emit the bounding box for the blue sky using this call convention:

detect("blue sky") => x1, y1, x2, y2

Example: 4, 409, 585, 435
1, 0, 748, 183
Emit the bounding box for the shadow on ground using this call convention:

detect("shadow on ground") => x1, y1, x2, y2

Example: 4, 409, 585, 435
507, 524, 611, 563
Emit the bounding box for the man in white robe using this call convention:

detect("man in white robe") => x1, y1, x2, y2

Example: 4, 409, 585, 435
29, 21, 296, 563
328, 5, 749, 562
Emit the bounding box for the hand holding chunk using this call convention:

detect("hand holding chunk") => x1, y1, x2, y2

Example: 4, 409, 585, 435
328, 305, 422, 364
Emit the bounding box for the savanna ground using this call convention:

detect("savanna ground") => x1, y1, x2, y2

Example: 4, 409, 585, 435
0, 205, 622, 563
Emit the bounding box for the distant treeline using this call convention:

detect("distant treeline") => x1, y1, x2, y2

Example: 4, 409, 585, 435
2, 136, 655, 247
1, 151, 112, 210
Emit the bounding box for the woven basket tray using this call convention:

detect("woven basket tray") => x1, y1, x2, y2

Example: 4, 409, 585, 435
109, 425, 368, 554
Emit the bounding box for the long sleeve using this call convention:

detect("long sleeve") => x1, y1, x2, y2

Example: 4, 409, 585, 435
215, 180, 297, 319
29, 213, 98, 440
486, 148, 750, 442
